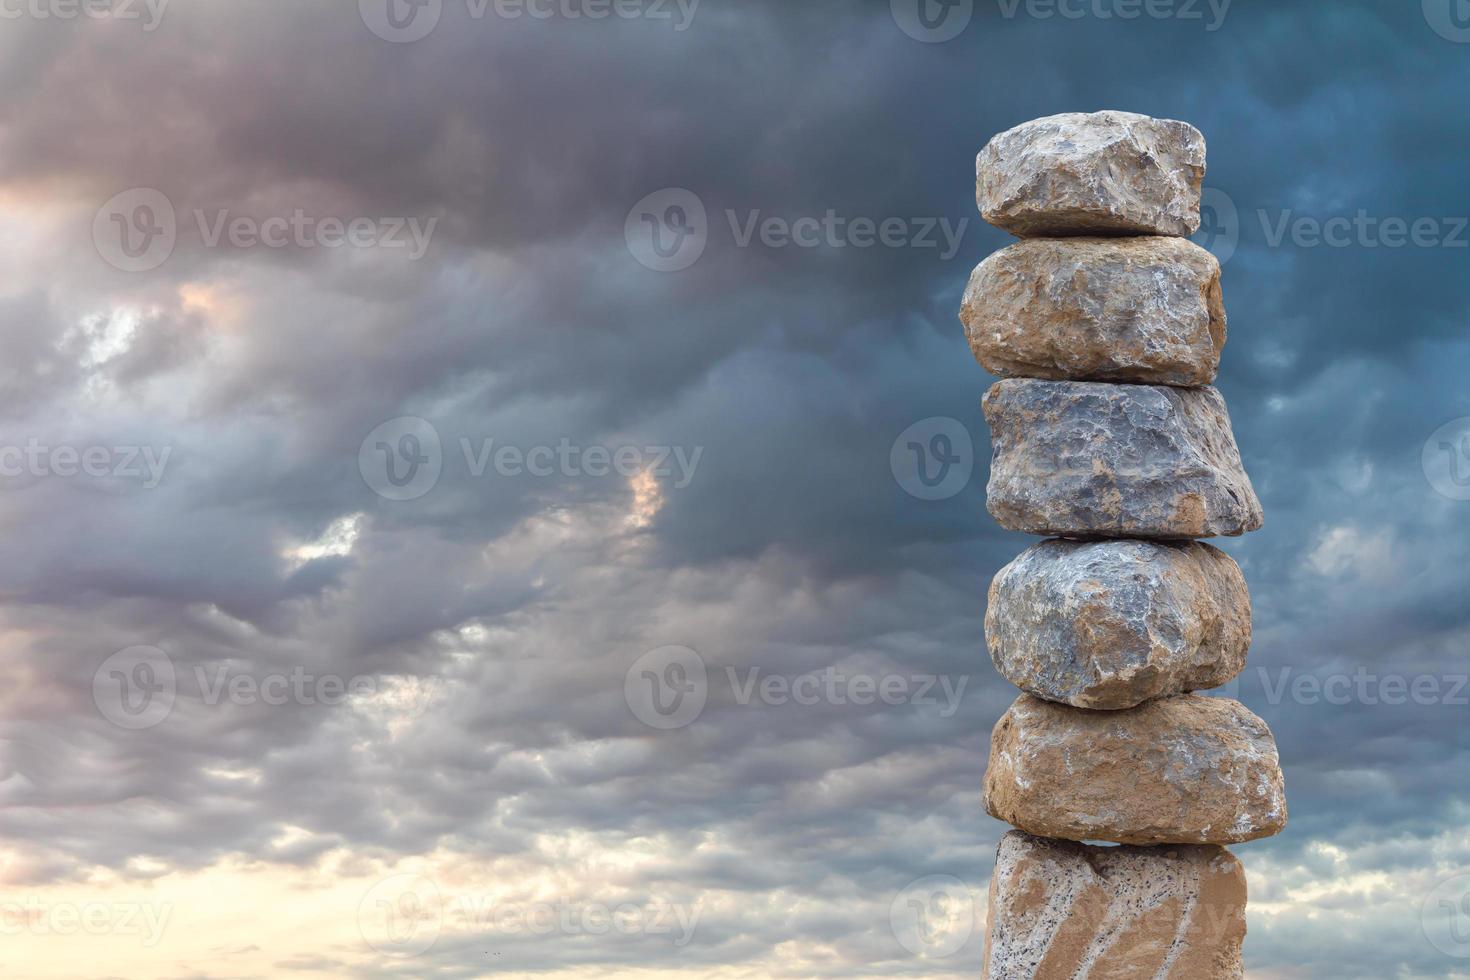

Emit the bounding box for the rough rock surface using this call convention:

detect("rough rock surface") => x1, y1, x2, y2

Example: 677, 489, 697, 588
984, 831, 1246, 979
986, 539, 1250, 710
983, 379, 1263, 539
961, 237, 1225, 387
984, 694, 1287, 845
977, 110, 1206, 238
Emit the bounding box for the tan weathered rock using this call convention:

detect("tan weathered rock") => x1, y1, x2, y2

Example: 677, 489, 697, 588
977, 110, 1206, 237
983, 379, 1263, 539
986, 539, 1250, 710
984, 832, 1246, 979
984, 694, 1287, 845
961, 237, 1225, 386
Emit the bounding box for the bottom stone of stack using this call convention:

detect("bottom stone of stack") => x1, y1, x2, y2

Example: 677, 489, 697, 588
984, 831, 1246, 980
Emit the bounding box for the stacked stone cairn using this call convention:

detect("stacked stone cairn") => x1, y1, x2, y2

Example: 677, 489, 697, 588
961, 111, 1287, 978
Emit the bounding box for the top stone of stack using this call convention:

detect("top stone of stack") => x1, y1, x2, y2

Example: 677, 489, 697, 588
978, 110, 1206, 238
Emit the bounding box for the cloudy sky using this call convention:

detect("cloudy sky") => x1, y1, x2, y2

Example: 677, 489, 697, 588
0, 0, 1468, 976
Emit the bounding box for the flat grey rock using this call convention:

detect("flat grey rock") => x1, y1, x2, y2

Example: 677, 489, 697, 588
960, 236, 1225, 387
978, 110, 1205, 238
987, 539, 1251, 710
982, 379, 1263, 539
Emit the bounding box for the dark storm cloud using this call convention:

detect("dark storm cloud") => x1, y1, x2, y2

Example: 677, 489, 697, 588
0, 0, 1467, 976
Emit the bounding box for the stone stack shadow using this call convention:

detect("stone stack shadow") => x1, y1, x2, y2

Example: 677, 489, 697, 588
963, 111, 1287, 979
